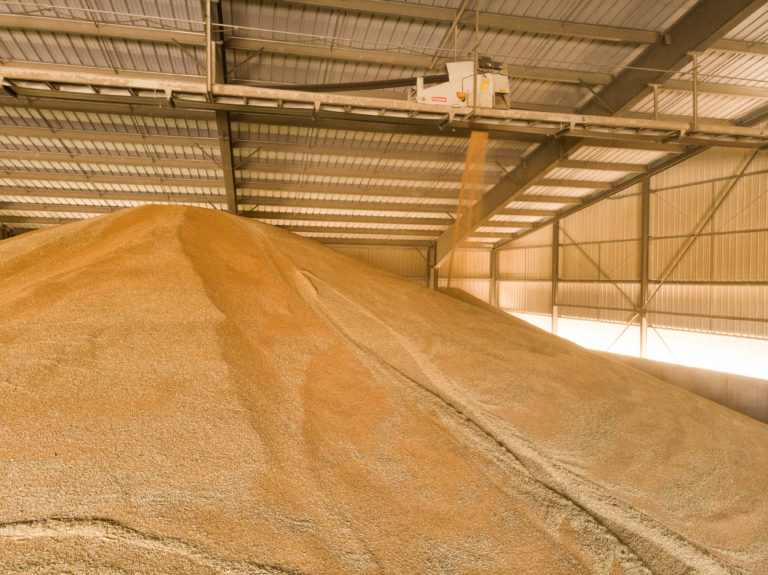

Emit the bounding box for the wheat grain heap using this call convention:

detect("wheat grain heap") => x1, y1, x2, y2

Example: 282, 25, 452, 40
1, 205, 767, 575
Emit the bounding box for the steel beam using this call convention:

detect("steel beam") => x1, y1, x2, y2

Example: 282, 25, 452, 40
580, 0, 766, 116
0, 14, 205, 46
471, 231, 525, 239
1, 13, 613, 85
536, 178, 612, 190
0, 96, 216, 121
434, 0, 765, 266
0, 187, 458, 213
237, 180, 459, 199
0, 125, 218, 147
515, 194, 583, 205
639, 176, 650, 358
0, 149, 219, 170
274, 0, 660, 44
496, 208, 557, 217
0, 215, 82, 225
234, 139, 521, 165
489, 248, 499, 307
272, 225, 442, 237
321, 238, 433, 247
661, 79, 768, 100
0, 187, 226, 204
481, 221, 536, 229
1, 63, 765, 144
210, 1, 238, 215
237, 162, 496, 182
216, 111, 238, 213
509, 147, 708, 245
557, 159, 647, 173
1, 170, 223, 187
0, 202, 118, 214
551, 217, 560, 334
711, 38, 768, 56
242, 211, 453, 226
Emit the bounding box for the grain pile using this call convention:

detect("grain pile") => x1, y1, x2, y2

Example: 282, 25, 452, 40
1, 205, 767, 575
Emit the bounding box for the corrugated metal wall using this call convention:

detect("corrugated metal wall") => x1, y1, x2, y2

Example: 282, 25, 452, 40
498, 148, 768, 345
648, 149, 768, 339
498, 225, 553, 314
331, 245, 429, 286
331, 246, 492, 298
438, 249, 493, 302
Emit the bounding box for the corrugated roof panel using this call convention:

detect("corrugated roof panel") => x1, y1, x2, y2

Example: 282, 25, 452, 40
525, 185, 599, 198
631, 91, 766, 121
505, 79, 585, 109
545, 167, 629, 181
427, 0, 696, 31
0, 1, 204, 31
568, 146, 670, 164
0, 29, 203, 76
723, 3, 768, 42
506, 200, 573, 210
489, 214, 546, 223
0, 107, 216, 137
673, 51, 768, 87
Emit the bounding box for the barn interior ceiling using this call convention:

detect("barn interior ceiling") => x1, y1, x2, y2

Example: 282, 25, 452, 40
1, 0, 768, 261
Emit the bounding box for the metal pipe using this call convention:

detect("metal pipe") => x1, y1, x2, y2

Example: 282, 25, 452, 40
205, 0, 212, 95
639, 176, 650, 358
551, 217, 559, 335
691, 52, 698, 130
473, 0, 479, 113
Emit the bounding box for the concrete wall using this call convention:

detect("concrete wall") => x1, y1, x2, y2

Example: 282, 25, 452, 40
601, 352, 768, 424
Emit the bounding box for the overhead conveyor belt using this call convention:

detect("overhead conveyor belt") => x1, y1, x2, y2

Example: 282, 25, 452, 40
2, 63, 768, 149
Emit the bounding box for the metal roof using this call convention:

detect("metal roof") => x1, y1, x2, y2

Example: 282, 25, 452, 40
1, 0, 768, 251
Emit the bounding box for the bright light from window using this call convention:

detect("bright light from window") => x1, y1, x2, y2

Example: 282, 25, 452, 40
510, 312, 768, 381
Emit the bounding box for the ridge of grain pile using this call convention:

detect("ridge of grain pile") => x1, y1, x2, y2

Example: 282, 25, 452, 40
1, 205, 766, 575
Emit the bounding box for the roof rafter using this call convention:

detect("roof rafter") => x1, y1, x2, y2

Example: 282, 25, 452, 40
434, 0, 766, 266
274, 0, 661, 44
0, 149, 219, 170
1, 170, 223, 187
0, 188, 459, 214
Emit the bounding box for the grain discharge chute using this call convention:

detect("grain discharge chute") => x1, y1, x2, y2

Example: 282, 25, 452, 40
411, 58, 510, 109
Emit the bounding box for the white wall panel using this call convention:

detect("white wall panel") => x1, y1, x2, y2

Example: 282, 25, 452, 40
503, 223, 552, 248
331, 246, 427, 281
560, 188, 640, 243
559, 281, 640, 313
498, 246, 551, 280
498, 280, 551, 314
447, 249, 491, 279
439, 278, 491, 303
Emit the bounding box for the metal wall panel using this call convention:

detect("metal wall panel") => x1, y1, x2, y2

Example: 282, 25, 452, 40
446, 249, 491, 279
439, 278, 491, 303
561, 188, 641, 243
498, 246, 551, 281
498, 280, 551, 314
330, 246, 428, 281
501, 223, 552, 249
559, 281, 640, 314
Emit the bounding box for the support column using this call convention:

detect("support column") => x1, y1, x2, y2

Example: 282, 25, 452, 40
640, 176, 650, 358
428, 244, 438, 290
210, 0, 237, 215
551, 217, 559, 335
489, 247, 498, 307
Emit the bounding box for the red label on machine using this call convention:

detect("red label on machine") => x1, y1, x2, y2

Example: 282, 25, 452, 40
431, 96, 447, 102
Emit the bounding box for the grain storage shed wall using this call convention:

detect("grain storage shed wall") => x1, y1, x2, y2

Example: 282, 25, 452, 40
332, 247, 491, 298
498, 148, 768, 349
